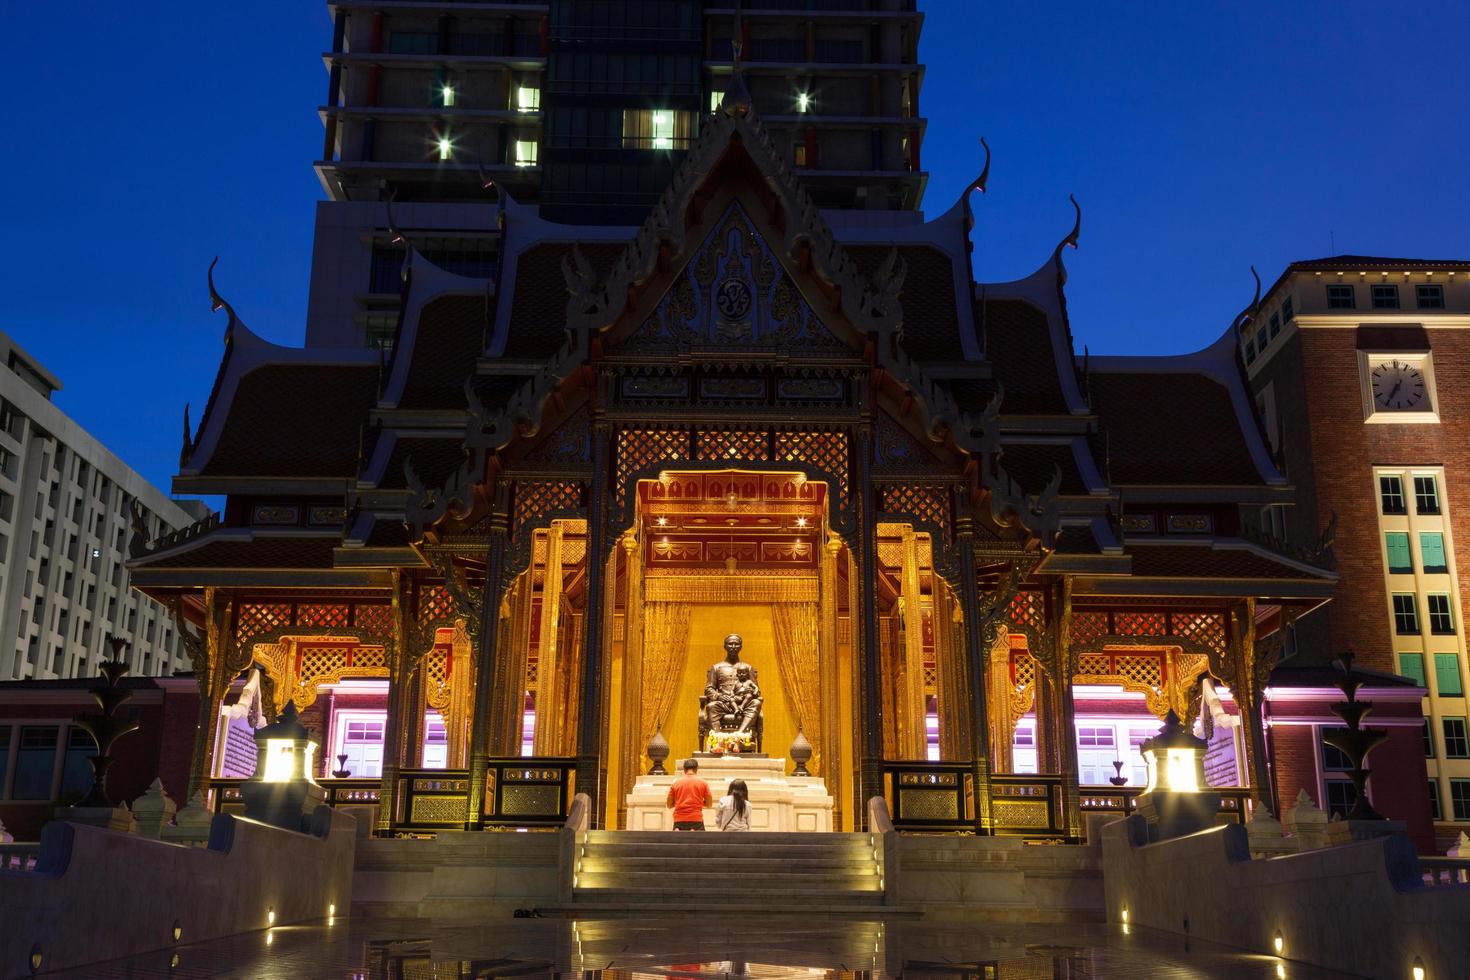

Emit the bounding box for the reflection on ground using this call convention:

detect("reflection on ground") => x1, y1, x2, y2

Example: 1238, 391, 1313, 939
45, 916, 1355, 979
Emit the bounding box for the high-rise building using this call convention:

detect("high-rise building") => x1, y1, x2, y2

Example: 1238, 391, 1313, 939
307, 0, 925, 348
0, 331, 207, 682
1241, 256, 1470, 848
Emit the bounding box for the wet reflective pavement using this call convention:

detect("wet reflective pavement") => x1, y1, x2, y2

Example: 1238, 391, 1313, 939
44, 916, 1357, 979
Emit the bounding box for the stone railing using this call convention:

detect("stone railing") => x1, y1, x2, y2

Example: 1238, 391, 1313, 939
1419, 857, 1470, 888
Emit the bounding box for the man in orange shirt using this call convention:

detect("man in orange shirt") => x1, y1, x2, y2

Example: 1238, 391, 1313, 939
665, 758, 713, 831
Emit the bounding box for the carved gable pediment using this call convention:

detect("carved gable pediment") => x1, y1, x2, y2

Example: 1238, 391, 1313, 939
621, 201, 848, 355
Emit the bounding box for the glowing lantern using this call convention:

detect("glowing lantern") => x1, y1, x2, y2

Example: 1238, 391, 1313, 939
1135, 710, 1220, 840
240, 702, 325, 830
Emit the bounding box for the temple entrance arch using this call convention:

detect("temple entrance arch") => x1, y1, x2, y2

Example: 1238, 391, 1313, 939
601, 465, 859, 830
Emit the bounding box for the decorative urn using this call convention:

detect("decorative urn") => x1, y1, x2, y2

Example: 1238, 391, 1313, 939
790, 727, 814, 776
647, 726, 670, 775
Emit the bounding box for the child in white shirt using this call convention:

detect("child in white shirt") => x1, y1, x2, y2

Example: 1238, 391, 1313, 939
715, 778, 750, 831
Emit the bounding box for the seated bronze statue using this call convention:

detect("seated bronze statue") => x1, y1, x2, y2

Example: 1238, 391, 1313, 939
698, 633, 763, 752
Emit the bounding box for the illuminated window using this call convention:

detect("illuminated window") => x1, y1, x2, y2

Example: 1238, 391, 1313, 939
514, 139, 538, 167
709, 89, 724, 112
1327, 283, 1355, 309
1417, 284, 1446, 309
797, 91, 811, 112
336, 717, 385, 778
1372, 283, 1401, 309
422, 714, 448, 768
441, 83, 456, 107
437, 136, 453, 161
1010, 721, 1037, 774
517, 85, 540, 111
794, 143, 808, 167
621, 109, 692, 149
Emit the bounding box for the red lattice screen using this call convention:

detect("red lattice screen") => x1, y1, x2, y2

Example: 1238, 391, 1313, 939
774, 429, 849, 504
511, 480, 583, 536
878, 484, 952, 543
695, 429, 771, 462
616, 428, 692, 505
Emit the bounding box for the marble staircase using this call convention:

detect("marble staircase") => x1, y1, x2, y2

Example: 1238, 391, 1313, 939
565, 830, 890, 913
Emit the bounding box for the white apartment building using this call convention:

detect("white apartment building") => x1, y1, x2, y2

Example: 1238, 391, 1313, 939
0, 330, 208, 680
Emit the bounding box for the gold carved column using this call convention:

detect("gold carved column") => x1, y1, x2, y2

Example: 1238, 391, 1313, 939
1049, 579, 1083, 840
533, 524, 565, 756
1228, 597, 1276, 814
618, 527, 644, 817
375, 572, 414, 834
819, 531, 844, 829
933, 582, 971, 761
897, 527, 928, 759
185, 587, 243, 800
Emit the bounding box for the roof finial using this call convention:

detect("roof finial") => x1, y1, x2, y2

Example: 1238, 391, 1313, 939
960, 137, 991, 230
732, 6, 743, 70
179, 403, 192, 468
1059, 193, 1081, 252
207, 256, 243, 344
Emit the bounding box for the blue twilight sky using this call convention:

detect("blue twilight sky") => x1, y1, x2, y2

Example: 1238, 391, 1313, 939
1, 1, 1467, 498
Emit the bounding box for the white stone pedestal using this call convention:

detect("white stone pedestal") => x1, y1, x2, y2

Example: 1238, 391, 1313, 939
626, 756, 832, 832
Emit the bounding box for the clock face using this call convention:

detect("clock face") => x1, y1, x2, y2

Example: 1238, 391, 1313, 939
1371, 359, 1428, 411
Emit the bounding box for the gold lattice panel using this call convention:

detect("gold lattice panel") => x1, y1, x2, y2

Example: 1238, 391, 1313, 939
297, 604, 350, 629
1009, 592, 1045, 632
774, 429, 849, 504
616, 427, 691, 505
1070, 612, 1109, 647
235, 603, 291, 643
418, 586, 456, 628
353, 603, 394, 639
411, 795, 467, 824
1174, 612, 1228, 655
878, 484, 951, 543
1011, 652, 1037, 689
876, 541, 904, 568
1076, 652, 1110, 676
898, 789, 959, 821
993, 798, 1050, 829
1115, 611, 1166, 636
512, 480, 583, 535
695, 428, 770, 461
498, 784, 562, 816
1115, 653, 1164, 690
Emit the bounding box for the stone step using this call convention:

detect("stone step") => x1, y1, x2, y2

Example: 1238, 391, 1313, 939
577, 855, 877, 874
584, 830, 872, 845
578, 841, 874, 860
571, 887, 886, 906
573, 870, 880, 890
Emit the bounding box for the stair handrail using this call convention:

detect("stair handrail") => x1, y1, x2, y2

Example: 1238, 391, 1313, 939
564, 792, 591, 833
867, 796, 899, 907
558, 792, 592, 904
867, 795, 894, 833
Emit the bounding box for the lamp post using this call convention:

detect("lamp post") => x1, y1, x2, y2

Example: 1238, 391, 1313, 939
1134, 709, 1220, 840
239, 702, 325, 831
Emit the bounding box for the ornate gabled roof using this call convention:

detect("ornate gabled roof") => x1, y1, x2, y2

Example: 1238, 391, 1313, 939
1088, 331, 1286, 491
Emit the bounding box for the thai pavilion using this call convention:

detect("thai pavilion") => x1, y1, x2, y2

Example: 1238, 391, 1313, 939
127, 75, 1341, 839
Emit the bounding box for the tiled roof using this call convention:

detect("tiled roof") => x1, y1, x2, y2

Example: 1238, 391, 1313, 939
378, 437, 467, 491
1090, 372, 1261, 486
399, 294, 490, 410
999, 443, 1086, 494
981, 299, 1070, 415
1125, 544, 1325, 580
848, 245, 963, 362
1288, 254, 1470, 270
139, 535, 342, 570
506, 243, 624, 359
199, 365, 379, 478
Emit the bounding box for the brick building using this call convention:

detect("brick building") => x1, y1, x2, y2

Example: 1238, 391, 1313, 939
1243, 256, 1470, 849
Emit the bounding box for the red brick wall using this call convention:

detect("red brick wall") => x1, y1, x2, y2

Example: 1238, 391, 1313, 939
1298, 327, 1470, 672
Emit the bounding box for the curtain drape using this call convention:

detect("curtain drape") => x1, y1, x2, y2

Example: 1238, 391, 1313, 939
771, 601, 823, 772
640, 602, 694, 757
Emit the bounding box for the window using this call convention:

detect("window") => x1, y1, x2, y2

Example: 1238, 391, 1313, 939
1245, 338, 1256, 363
1269, 312, 1281, 339
1380, 475, 1406, 514
709, 89, 724, 112
514, 140, 538, 167
1385, 532, 1413, 573
59, 728, 96, 802
1399, 652, 1426, 686
1428, 594, 1455, 634
1417, 284, 1446, 309
1424, 719, 1436, 757
1421, 532, 1448, 573
1415, 475, 1441, 515
13, 726, 58, 799
1076, 724, 1118, 785
1327, 283, 1355, 309
1078, 726, 1115, 747
1010, 722, 1037, 774
439, 82, 455, 107
1323, 780, 1356, 819
516, 86, 540, 111
1428, 779, 1441, 819
388, 32, 438, 55
1321, 733, 1351, 771
1434, 653, 1463, 695
1371, 284, 1400, 309
1453, 779, 1470, 821
422, 714, 448, 769
1444, 717, 1470, 758
336, 718, 385, 778
1281, 296, 1294, 322
1255, 327, 1268, 354
621, 109, 692, 149
1393, 593, 1419, 634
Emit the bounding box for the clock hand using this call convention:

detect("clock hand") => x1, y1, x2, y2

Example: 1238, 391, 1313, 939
1387, 380, 1402, 401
